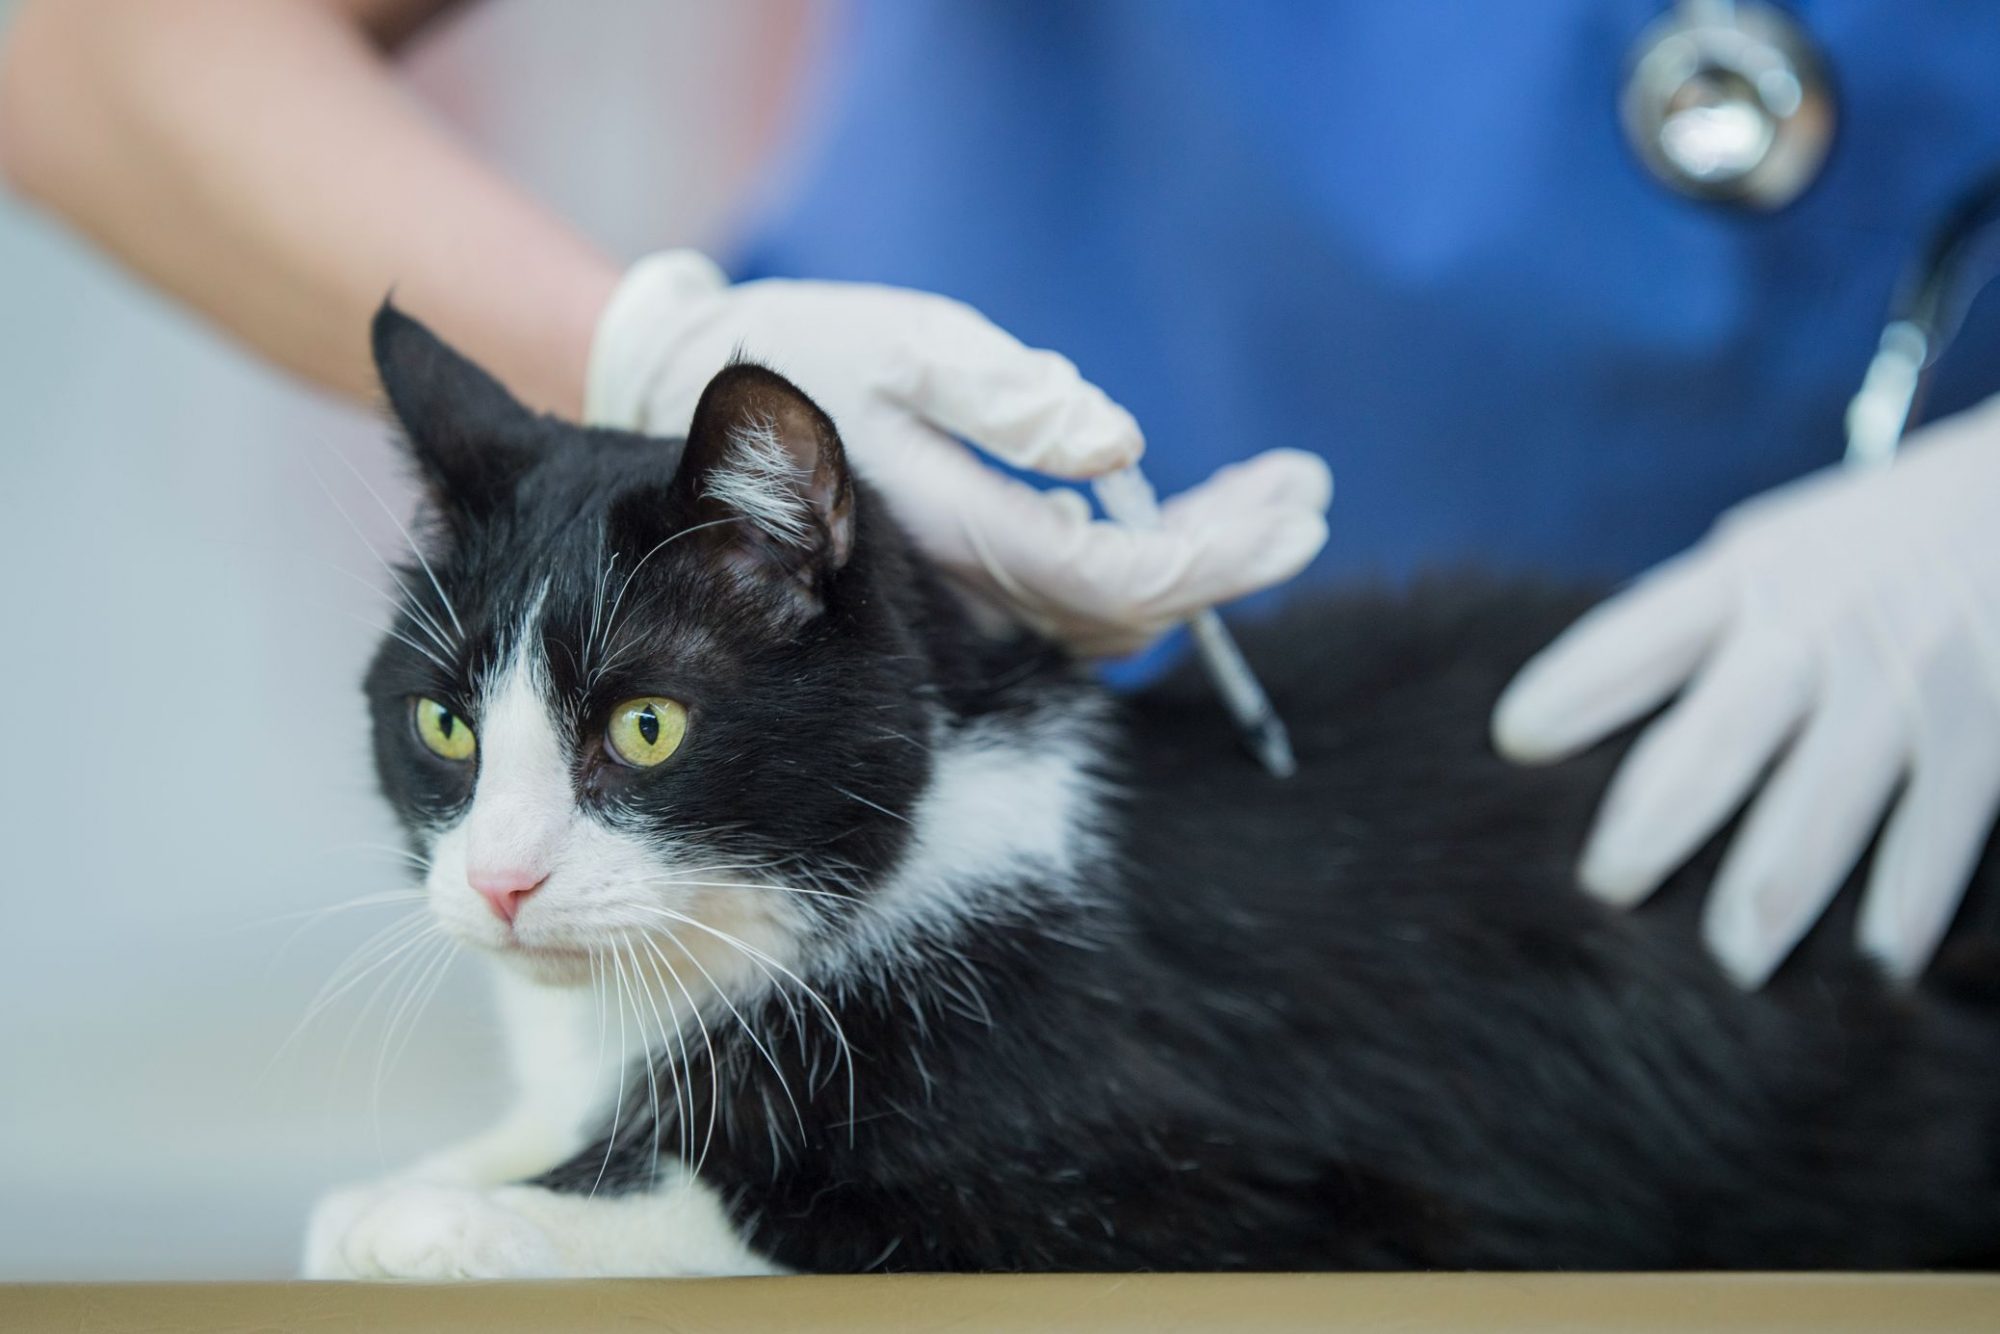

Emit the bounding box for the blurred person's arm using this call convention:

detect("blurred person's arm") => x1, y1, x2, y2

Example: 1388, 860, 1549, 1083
0, 0, 616, 416
0, 0, 1333, 656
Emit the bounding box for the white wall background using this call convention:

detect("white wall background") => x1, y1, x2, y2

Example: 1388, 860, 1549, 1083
0, 0, 807, 1278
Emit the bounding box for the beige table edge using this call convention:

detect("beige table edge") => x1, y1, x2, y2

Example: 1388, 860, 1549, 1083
4, 1273, 1998, 1333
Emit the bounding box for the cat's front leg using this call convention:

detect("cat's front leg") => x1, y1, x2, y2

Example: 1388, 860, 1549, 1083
299, 1112, 578, 1281
305, 1172, 781, 1280
303, 1181, 563, 1280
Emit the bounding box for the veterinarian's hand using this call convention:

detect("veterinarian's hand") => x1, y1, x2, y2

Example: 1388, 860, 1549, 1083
1493, 395, 2000, 988
586, 251, 1331, 656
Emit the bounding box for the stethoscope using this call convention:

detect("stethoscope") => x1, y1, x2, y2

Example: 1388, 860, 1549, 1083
1623, 0, 2000, 464
1622, 0, 1834, 210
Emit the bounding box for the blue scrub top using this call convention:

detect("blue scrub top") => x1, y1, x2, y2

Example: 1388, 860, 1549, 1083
734, 1, 2000, 586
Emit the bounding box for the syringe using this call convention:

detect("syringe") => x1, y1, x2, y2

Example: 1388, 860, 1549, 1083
1092, 464, 1297, 778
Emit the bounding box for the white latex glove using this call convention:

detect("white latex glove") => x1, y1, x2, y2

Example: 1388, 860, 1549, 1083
585, 251, 1331, 656
1494, 394, 2000, 988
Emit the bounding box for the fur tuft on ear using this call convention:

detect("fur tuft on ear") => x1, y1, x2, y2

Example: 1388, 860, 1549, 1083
371, 300, 543, 516
677, 362, 856, 591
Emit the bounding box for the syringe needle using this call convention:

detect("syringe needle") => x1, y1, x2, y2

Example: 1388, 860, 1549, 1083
1092, 464, 1297, 779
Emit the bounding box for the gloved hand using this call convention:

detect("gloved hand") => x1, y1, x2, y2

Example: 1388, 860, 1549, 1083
585, 251, 1332, 656
1493, 394, 2000, 988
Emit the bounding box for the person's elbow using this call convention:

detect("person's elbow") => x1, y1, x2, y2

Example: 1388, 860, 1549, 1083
0, 0, 72, 200
0, 0, 450, 200
0, 0, 115, 203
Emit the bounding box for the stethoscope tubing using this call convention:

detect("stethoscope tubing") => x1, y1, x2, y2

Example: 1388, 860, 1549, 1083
1846, 171, 2000, 468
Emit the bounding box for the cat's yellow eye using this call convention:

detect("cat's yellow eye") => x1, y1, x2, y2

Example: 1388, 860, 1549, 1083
606, 696, 688, 768
413, 696, 477, 762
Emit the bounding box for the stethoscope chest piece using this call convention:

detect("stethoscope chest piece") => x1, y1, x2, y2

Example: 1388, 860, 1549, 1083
1622, 1, 1835, 210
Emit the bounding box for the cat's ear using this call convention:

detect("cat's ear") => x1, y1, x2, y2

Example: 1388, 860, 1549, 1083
675, 362, 856, 594
371, 300, 542, 516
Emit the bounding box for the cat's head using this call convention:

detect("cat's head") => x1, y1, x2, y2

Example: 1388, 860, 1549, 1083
361, 306, 967, 987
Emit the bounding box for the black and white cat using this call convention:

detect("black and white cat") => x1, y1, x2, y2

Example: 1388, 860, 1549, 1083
303, 306, 2000, 1278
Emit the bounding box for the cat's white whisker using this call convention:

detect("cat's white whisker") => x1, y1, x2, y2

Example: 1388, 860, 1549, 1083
586, 949, 615, 1158
592, 515, 746, 684
324, 933, 450, 1165
303, 457, 461, 659
634, 944, 693, 1172
311, 911, 435, 998
646, 856, 789, 878
642, 901, 809, 1047
336, 607, 454, 675
641, 933, 722, 1177
641, 946, 697, 1171
829, 784, 912, 826
580, 546, 615, 680
271, 913, 438, 1066
323, 441, 466, 642
373, 933, 457, 1115
304, 506, 459, 661
872, 727, 932, 753
628, 936, 700, 1176
590, 942, 634, 1198
615, 935, 666, 1191
358, 934, 452, 1146
339, 928, 450, 1077
619, 931, 681, 1188
310, 840, 436, 869
393, 936, 458, 1063
648, 923, 806, 1145
631, 873, 862, 906
632, 940, 672, 1192
378, 623, 455, 675
626, 903, 856, 1139
238, 887, 425, 944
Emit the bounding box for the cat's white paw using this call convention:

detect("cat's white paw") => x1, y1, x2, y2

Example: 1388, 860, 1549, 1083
304, 1181, 563, 1280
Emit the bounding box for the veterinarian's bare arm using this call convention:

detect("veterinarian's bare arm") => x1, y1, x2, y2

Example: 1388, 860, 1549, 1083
0, 0, 617, 417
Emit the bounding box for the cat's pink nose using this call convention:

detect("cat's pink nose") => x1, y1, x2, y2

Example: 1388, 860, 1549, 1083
469, 866, 547, 925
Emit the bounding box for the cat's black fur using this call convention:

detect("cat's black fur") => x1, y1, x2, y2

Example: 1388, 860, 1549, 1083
368, 305, 2000, 1272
